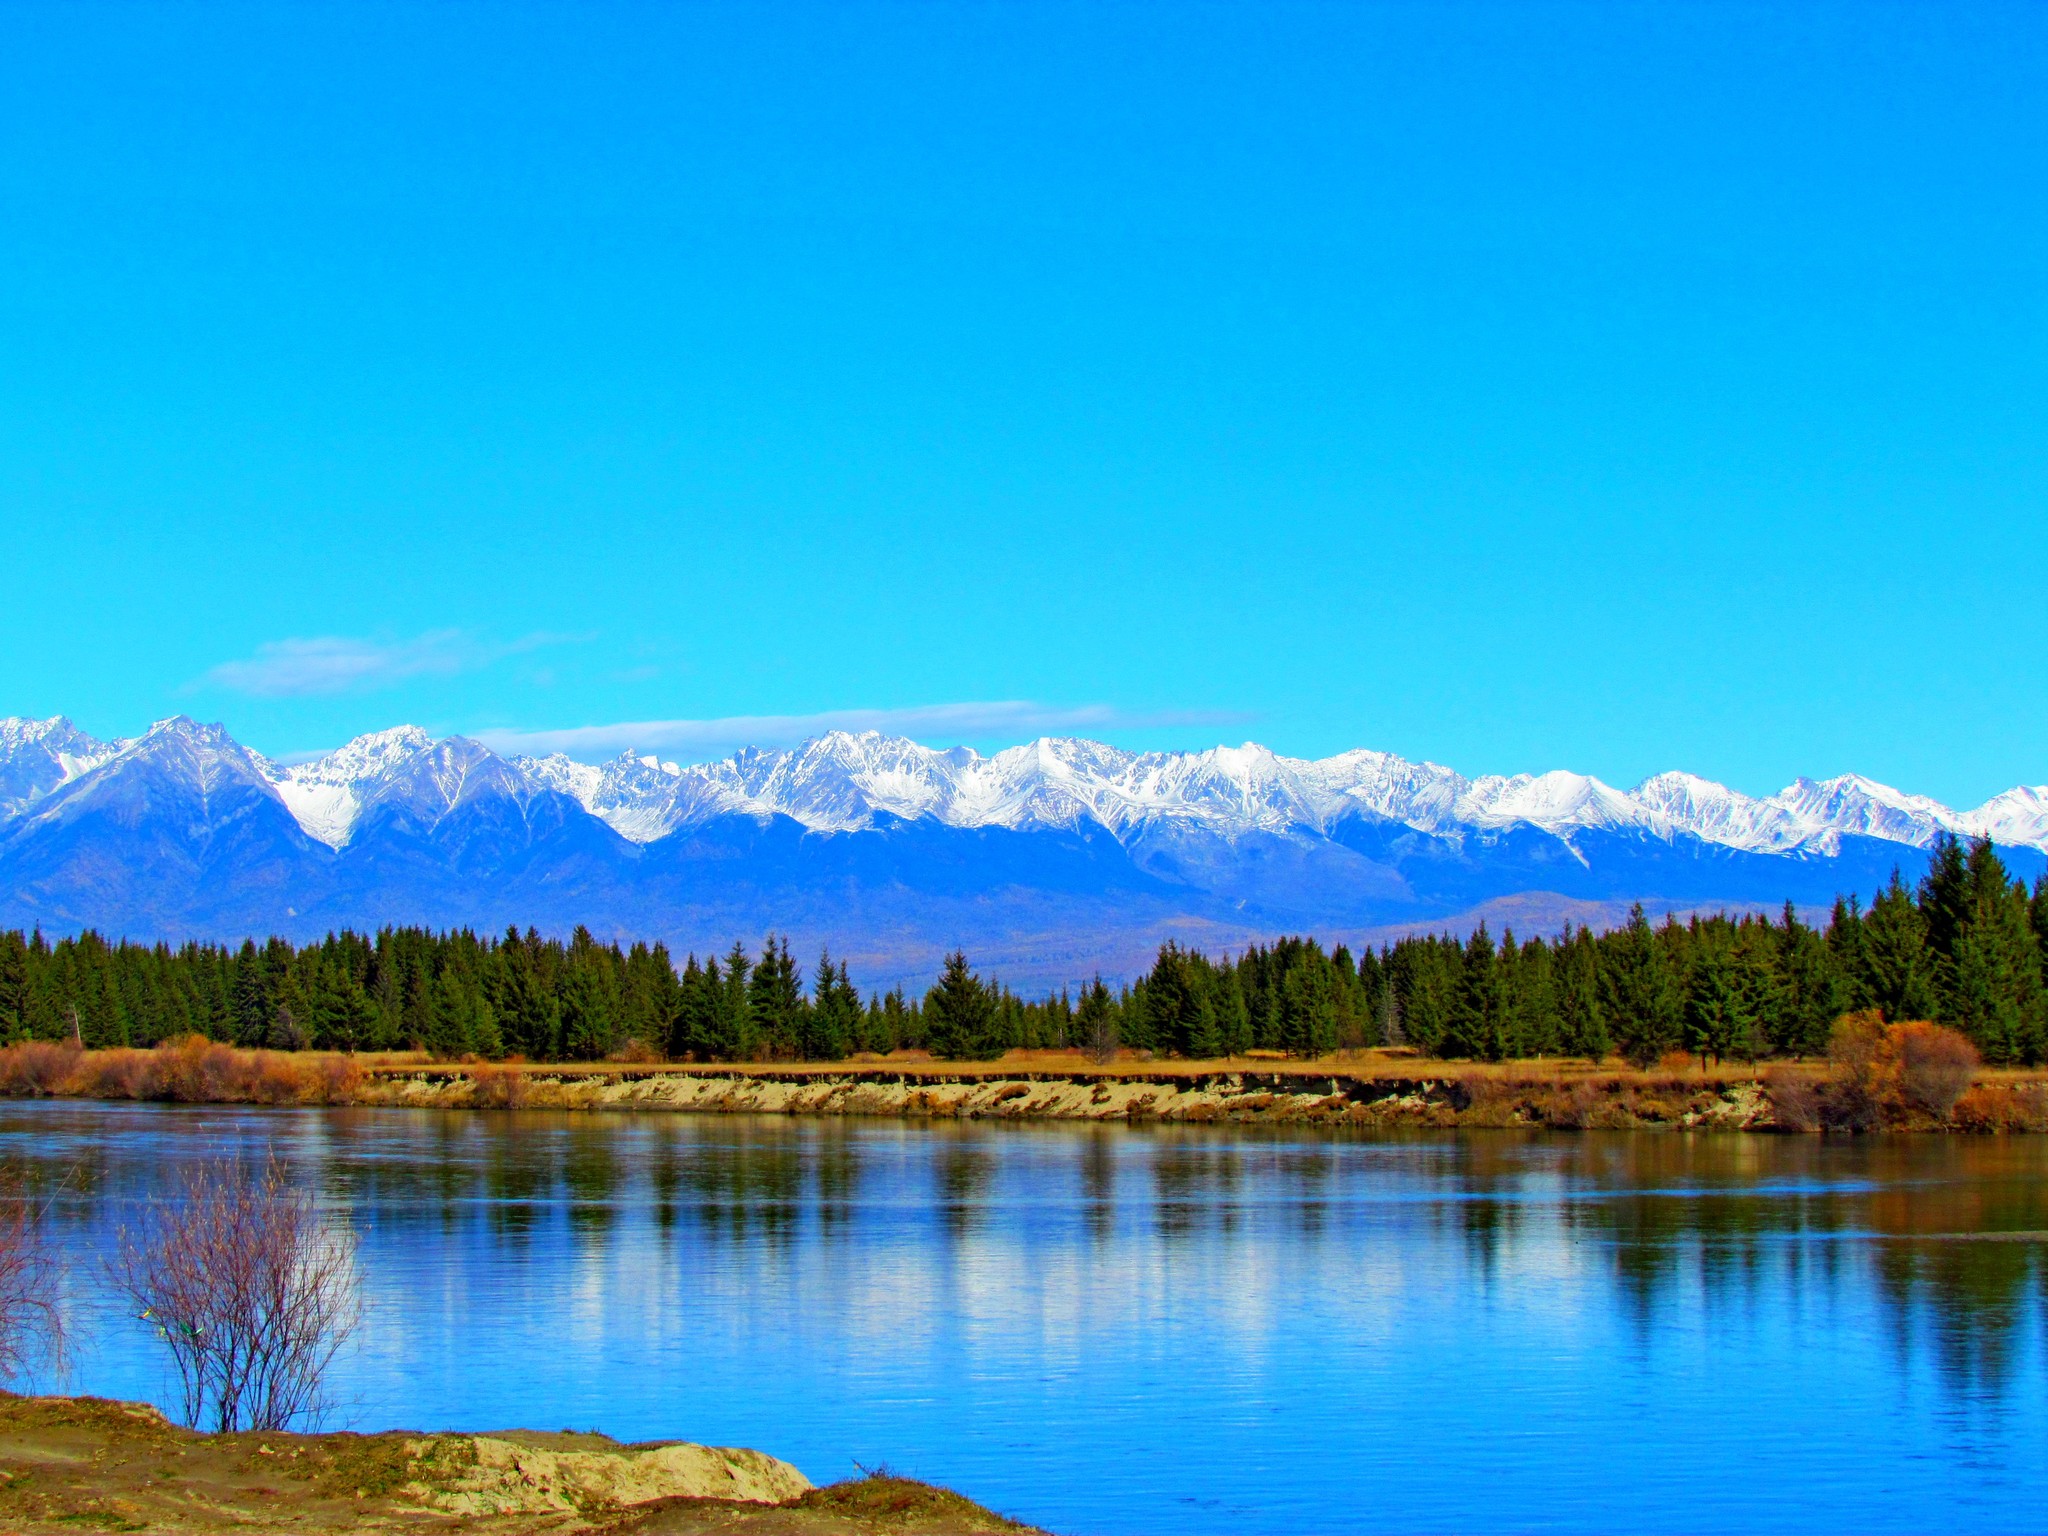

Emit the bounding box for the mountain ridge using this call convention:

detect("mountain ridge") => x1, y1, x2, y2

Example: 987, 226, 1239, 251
0, 714, 2039, 988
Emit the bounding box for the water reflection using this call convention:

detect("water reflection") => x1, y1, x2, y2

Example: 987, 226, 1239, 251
2, 1105, 2044, 1535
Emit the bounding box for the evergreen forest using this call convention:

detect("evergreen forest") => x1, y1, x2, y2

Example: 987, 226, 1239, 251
4, 835, 2045, 1067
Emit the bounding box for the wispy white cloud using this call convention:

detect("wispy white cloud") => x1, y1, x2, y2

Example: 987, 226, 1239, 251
473, 702, 1254, 761
196, 631, 571, 698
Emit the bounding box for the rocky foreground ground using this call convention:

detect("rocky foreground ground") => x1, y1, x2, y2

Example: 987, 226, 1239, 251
0, 1395, 1036, 1535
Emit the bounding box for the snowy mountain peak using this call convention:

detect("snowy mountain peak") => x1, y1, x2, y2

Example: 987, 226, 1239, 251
262, 725, 441, 848
0, 715, 115, 815
120, 717, 273, 786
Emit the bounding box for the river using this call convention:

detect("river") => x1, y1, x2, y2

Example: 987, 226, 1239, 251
7, 1101, 2046, 1533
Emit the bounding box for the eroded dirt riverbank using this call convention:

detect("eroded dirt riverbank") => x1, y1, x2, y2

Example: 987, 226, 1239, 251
370, 1061, 1785, 1130
10, 1039, 2048, 1130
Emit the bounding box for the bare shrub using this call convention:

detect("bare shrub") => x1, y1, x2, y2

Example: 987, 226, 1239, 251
246, 1053, 311, 1106
1458, 1075, 1524, 1127
1536, 1080, 1602, 1130
109, 1156, 360, 1432
0, 1040, 83, 1097
314, 1055, 363, 1105
2020, 1083, 2048, 1133
1951, 1086, 2013, 1133
0, 1168, 64, 1382
147, 1036, 245, 1103
607, 1037, 664, 1065
1764, 1067, 1820, 1132
467, 1064, 529, 1110
81, 1049, 152, 1099
1952, 1083, 2048, 1134
1656, 1050, 1696, 1077
1890, 1022, 1979, 1122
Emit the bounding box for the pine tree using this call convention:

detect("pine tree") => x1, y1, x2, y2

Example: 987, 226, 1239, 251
1145, 943, 1221, 1059
231, 940, 270, 1047
1918, 833, 1973, 1000
1400, 940, 1454, 1056
748, 937, 804, 1058
1862, 870, 1935, 1023
1683, 929, 1752, 1066
926, 951, 997, 1060
1823, 897, 1875, 1015
1076, 975, 1118, 1062
1514, 936, 1562, 1056
1951, 873, 2046, 1064
560, 929, 622, 1060
1556, 926, 1609, 1061
0, 930, 31, 1043
304, 954, 347, 1051
1602, 904, 1680, 1067
673, 954, 712, 1059
1446, 924, 1499, 1060
1775, 909, 1838, 1055
1214, 965, 1252, 1056
808, 951, 860, 1061
715, 942, 754, 1059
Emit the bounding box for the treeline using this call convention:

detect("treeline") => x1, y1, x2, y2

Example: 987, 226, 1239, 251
3, 835, 2044, 1066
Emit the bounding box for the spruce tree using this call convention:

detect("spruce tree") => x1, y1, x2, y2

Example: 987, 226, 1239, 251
926, 951, 997, 1060
748, 937, 804, 1058
1862, 870, 1935, 1023
1076, 975, 1118, 1062
673, 954, 711, 1059
1447, 924, 1498, 1060
1602, 904, 1680, 1067
1215, 965, 1253, 1056
716, 942, 754, 1059
1556, 926, 1609, 1061
1683, 931, 1752, 1066
1918, 833, 1973, 974
809, 951, 860, 1061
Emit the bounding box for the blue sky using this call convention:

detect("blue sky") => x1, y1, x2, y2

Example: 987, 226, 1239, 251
1, 2, 2043, 804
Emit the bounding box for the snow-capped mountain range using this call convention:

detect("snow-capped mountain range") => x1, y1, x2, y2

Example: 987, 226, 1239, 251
0, 714, 2040, 987
521, 734, 2048, 857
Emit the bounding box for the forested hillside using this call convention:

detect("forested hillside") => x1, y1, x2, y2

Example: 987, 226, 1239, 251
5, 835, 2044, 1066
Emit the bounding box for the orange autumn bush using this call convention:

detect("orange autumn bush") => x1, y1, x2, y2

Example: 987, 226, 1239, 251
1767, 1013, 1982, 1130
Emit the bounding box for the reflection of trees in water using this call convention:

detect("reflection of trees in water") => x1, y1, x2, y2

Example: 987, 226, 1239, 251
934, 1133, 995, 1237
678, 1129, 807, 1244
1078, 1129, 1117, 1244
480, 1125, 549, 1239
1874, 1238, 2041, 1403
560, 1123, 621, 1235
1272, 1143, 1334, 1239
1442, 1132, 2048, 1408
646, 1135, 682, 1231
1148, 1137, 1246, 1242
809, 1125, 862, 1235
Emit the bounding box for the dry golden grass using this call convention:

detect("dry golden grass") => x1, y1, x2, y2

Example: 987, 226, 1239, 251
0, 1037, 363, 1106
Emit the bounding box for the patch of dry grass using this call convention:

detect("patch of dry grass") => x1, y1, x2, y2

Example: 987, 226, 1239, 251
0, 1038, 361, 1106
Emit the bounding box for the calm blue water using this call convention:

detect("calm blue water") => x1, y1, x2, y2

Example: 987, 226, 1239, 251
8, 1101, 2048, 1534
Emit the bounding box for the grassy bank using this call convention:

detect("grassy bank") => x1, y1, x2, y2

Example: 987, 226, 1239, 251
0, 1392, 1033, 1534
6, 1035, 2048, 1131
